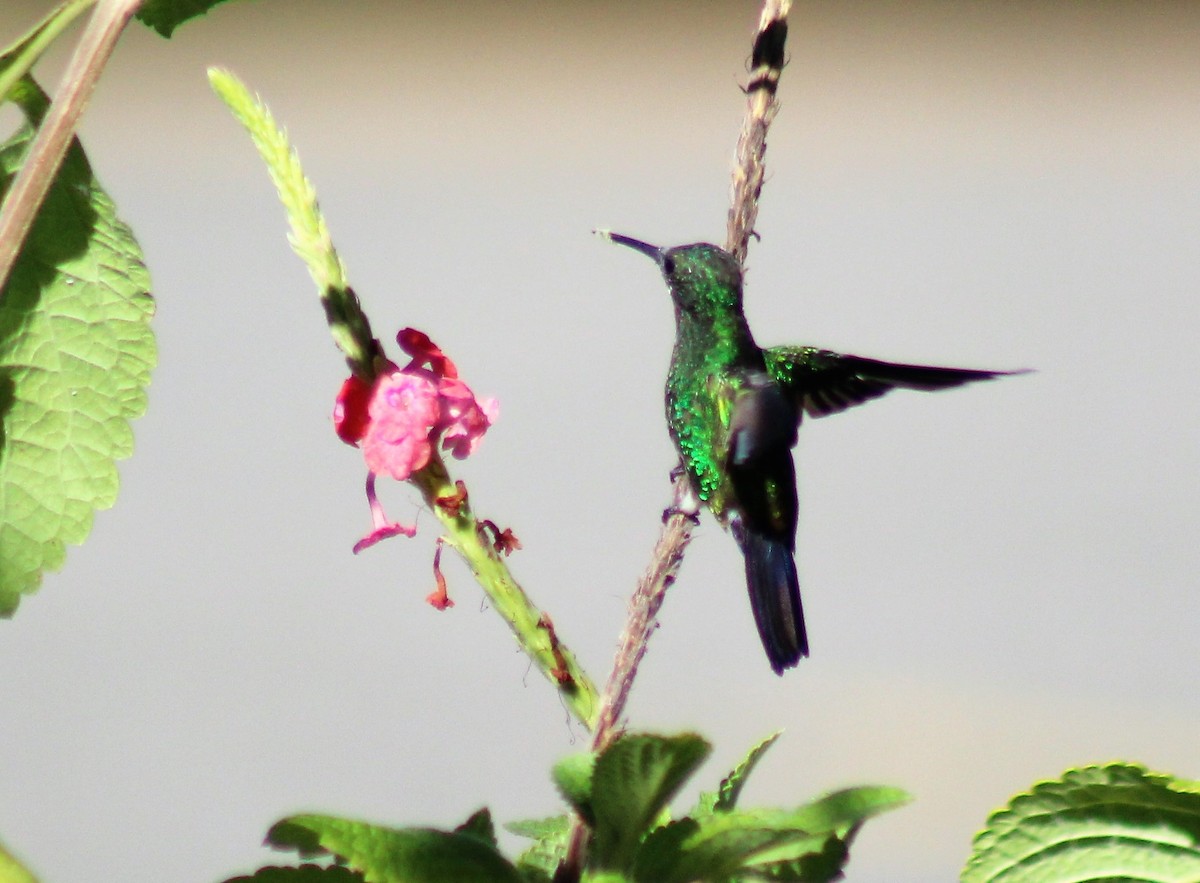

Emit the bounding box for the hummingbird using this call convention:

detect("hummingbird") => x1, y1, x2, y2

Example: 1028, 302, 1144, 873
604, 232, 1013, 674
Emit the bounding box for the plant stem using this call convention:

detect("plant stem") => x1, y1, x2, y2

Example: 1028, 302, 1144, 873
557, 2, 793, 878
212, 68, 602, 727
412, 462, 601, 729
0, 0, 138, 297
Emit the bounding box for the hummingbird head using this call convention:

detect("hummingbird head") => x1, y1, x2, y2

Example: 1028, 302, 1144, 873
602, 232, 744, 318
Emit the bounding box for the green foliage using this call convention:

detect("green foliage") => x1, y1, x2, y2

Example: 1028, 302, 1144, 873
258, 812, 524, 883
0, 0, 93, 107
227, 731, 906, 882
702, 730, 782, 816
507, 816, 570, 883
964, 763, 1200, 882
0, 838, 38, 883
553, 751, 598, 825
0, 81, 155, 615
589, 733, 711, 871
225, 866, 363, 882
633, 787, 908, 883
526, 732, 906, 883
454, 808, 500, 849
136, 0, 241, 38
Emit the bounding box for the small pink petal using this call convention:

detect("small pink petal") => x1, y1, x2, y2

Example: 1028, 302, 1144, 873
353, 522, 417, 554
397, 327, 458, 379
352, 472, 417, 553
332, 375, 373, 445
361, 372, 440, 480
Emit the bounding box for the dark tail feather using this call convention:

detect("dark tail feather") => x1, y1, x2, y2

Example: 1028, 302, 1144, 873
736, 526, 808, 674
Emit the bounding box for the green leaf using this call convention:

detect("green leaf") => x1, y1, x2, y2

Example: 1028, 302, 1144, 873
553, 751, 597, 825
223, 866, 364, 882
453, 808, 498, 848
0, 837, 39, 883
635, 811, 821, 883
0, 83, 155, 616
633, 785, 908, 883
135, 0, 239, 38
507, 816, 570, 883
266, 814, 523, 883
590, 733, 711, 871
714, 730, 783, 814
267, 819, 330, 859
0, 1, 93, 108
781, 785, 910, 836
964, 763, 1200, 883
507, 816, 570, 841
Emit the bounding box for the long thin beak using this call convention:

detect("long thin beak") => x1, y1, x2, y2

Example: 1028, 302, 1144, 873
596, 230, 663, 263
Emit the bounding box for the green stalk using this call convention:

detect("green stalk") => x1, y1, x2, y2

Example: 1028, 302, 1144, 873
210, 68, 600, 729
0, 0, 96, 104
414, 462, 600, 728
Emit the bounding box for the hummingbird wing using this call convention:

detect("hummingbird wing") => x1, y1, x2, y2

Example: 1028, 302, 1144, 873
726, 372, 798, 466
724, 373, 808, 672
763, 346, 1012, 419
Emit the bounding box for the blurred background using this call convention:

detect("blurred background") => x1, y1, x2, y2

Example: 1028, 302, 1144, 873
2, 1, 1198, 880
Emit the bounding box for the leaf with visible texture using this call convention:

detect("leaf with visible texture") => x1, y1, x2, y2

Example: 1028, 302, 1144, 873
635, 811, 824, 883
964, 763, 1200, 883
634, 785, 906, 883
711, 730, 782, 815
507, 816, 569, 883
0, 82, 155, 616
590, 733, 711, 871
266, 814, 523, 883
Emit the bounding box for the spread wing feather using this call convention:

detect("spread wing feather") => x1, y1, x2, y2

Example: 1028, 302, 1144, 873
763, 346, 1015, 419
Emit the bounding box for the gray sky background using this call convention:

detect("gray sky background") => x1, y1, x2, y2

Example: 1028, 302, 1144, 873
2, 2, 1199, 881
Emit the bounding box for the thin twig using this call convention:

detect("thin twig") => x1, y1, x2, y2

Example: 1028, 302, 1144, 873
0, 0, 141, 298
728, 0, 792, 262
556, 3, 793, 879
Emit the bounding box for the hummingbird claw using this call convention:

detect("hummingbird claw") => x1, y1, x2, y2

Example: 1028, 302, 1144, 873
662, 505, 702, 526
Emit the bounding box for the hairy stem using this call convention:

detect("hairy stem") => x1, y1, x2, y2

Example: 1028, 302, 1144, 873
557, 2, 794, 878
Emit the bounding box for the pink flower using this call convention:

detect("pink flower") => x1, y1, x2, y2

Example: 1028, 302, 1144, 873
332, 374, 374, 445
333, 328, 498, 553
361, 371, 440, 480
437, 378, 499, 459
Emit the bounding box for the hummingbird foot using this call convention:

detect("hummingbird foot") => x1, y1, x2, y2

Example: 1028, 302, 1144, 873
662, 505, 702, 525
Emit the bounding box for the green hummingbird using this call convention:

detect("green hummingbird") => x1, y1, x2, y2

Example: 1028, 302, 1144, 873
605, 232, 1012, 674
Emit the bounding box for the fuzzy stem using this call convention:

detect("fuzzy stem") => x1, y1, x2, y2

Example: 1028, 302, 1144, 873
557, 3, 794, 879
728, 0, 793, 263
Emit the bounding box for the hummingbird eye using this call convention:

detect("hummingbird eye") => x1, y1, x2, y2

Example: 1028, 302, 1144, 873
662, 256, 676, 275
